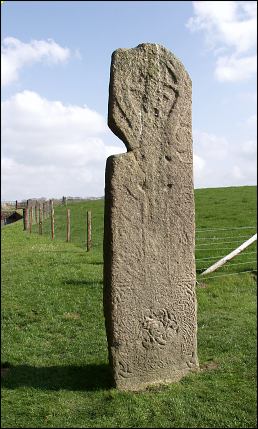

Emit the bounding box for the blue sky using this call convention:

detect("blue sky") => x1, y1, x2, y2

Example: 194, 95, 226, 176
1, 1, 257, 200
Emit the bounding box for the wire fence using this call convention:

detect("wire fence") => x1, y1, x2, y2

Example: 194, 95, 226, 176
24, 201, 102, 251
195, 225, 257, 280
1, 196, 103, 210
7, 197, 257, 280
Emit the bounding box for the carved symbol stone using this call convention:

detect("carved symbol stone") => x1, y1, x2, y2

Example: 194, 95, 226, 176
142, 309, 178, 349
103, 43, 199, 391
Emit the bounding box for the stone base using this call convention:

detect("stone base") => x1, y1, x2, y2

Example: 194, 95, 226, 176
113, 365, 199, 391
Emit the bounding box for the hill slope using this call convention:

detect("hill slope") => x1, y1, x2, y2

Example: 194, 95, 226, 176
1, 186, 257, 428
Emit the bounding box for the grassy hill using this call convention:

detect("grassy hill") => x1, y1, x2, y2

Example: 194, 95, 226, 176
1, 186, 257, 428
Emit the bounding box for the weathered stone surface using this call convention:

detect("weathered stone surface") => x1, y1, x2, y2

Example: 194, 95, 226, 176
103, 43, 198, 391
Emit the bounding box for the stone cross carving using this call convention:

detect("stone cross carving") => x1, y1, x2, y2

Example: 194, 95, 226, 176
103, 43, 199, 391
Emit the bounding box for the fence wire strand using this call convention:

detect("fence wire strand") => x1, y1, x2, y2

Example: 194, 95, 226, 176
196, 239, 256, 246
199, 260, 257, 270
196, 226, 256, 232
196, 251, 257, 261
196, 246, 246, 251
11, 199, 256, 281
195, 225, 256, 278
197, 270, 256, 280
196, 235, 252, 241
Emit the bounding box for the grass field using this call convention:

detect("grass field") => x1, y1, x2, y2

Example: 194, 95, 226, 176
1, 186, 257, 428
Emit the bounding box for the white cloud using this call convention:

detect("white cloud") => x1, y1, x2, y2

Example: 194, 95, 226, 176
239, 140, 257, 158
187, 1, 256, 53
231, 161, 257, 182
2, 90, 107, 138
1, 91, 123, 200
1, 90, 256, 199
193, 130, 229, 160
215, 54, 257, 82
1, 37, 71, 86
193, 129, 257, 188
232, 165, 245, 180
193, 154, 206, 184
187, 1, 257, 82
246, 113, 257, 129
193, 153, 205, 171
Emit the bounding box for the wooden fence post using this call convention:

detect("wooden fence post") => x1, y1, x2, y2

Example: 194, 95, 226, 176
31, 204, 34, 224
15, 200, 18, 210
87, 210, 92, 252
35, 202, 38, 224
23, 208, 28, 231
42, 202, 45, 221
29, 207, 32, 233
51, 200, 55, 240
39, 204, 43, 235
67, 208, 71, 242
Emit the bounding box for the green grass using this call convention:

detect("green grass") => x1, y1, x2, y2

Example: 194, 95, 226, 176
30, 199, 104, 250
194, 186, 257, 278
1, 186, 257, 428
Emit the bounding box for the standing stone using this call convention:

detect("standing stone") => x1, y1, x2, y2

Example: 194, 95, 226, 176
103, 43, 199, 391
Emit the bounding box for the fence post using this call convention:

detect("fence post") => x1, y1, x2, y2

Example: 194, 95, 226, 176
29, 207, 32, 233
35, 202, 38, 224
67, 208, 71, 242
51, 200, 55, 240
42, 202, 45, 221
15, 200, 18, 210
23, 208, 28, 231
39, 204, 43, 235
87, 210, 92, 252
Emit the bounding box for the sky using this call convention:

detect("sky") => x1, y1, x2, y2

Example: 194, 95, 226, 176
1, 0, 257, 200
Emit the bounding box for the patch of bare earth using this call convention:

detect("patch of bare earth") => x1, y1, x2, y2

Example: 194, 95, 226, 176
200, 361, 219, 371
1, 363, 11, 378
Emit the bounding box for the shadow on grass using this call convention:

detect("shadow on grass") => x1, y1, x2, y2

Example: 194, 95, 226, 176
28, 250, 87, 254
89, 262, 103, 265
1, 363, 112, 391
63, 279, 103, 286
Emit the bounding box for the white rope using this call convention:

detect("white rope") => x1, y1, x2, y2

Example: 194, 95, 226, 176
196, 226, 256, 232
196, 251, 257, 261
197, 270, 256, 280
